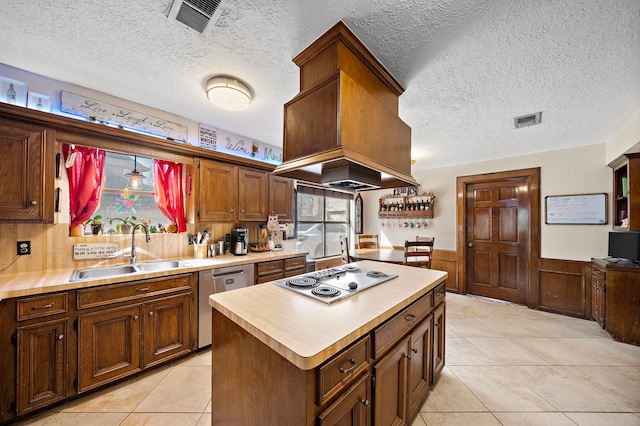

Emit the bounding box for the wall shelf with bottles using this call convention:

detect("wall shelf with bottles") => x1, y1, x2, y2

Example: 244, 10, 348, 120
378, 193, 435, 219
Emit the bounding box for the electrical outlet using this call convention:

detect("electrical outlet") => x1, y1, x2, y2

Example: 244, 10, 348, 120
17, 241, 31, 256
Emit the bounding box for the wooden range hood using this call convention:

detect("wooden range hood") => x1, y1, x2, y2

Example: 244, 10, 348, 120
273, 21, 418, 190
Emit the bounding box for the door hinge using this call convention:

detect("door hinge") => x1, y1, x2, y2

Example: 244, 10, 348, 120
603, 284, 606, 293
370, 374, 376, 389
73, 319, 78, 330
197, 211, 200, 219
73, 379, 78, 390
197, 161, 200, 169
9, 400, 16, 413
11, 333, 17, 346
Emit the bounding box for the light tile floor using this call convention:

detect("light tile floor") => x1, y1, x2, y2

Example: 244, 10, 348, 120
13, 293, 640, 426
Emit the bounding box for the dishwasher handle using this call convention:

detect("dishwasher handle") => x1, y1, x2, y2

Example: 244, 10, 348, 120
212, 269, 246, 278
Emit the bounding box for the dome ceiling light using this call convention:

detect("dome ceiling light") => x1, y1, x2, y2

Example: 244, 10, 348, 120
206, 76, 252, 111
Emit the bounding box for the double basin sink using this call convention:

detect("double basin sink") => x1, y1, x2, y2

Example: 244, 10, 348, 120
70, 260, 186, 282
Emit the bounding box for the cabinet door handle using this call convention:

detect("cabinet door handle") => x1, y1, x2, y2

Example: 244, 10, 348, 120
31, 303, 54, 310
435, 322, 441, 328
412, 347, 418, 354
339, 359, 357, 374
405, 354, 412, 360
134, 316, 139, 321
405, 314, 416, 322
136, 287, 150, 292
149, 311, 154, 316
58, 334, 64, 340
30, 200, 37, 205
361, 399, 370, 407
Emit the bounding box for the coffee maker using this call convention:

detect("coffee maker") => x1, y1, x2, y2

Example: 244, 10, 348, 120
230, 227, 248, 255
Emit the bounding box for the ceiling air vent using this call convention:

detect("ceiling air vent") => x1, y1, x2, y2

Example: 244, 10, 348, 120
168, 0, 225, 33
514, 111, 542, 129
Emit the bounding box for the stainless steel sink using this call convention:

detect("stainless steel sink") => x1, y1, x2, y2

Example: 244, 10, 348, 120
70, 260, 184, 281
71, 265, 139, 281
135, 261, 182, 272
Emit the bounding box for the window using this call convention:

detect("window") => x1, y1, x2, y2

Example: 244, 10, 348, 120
295, 186, 352, 259
93, 152, 168, 233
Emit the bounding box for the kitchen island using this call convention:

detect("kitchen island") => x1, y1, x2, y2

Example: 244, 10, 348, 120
209, 260, 447, 425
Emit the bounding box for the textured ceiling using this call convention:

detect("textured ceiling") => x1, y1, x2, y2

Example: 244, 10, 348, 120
0, 0, 638, 170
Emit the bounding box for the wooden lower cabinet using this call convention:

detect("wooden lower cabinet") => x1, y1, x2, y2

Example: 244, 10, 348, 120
211, 281, 446, 425
143, 294, 191, 368
77, 305, 143, 392
77, 275, 194, 392
255, 255, 306, 283
319, 373, 371, 426
374, 335, 409, 425
0, 273, 195, 423
432, 302, 446, 381
591, 263, 606, 327
591, 258, 640, 345
373, 315, 433, 426
16, 319, 68, 415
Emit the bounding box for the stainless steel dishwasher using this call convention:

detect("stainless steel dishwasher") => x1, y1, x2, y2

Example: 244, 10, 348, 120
198, 263, 254, 348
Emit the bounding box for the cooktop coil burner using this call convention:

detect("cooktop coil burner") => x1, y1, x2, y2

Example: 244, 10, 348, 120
311, 286, 341, 298
272, 265, 398, 304
287, 277, 319, 288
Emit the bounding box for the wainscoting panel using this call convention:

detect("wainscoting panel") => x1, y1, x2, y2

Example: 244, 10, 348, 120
432, 250, 459, 293
537, 258, 591, 318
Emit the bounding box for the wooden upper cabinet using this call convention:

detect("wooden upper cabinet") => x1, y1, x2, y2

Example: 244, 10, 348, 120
610, 151, 640, 231
198, 159, 279, 223
269, 175, 294, 222
237, 168, 268, 222
0, 121, 54, 222
198, 159, 236, 222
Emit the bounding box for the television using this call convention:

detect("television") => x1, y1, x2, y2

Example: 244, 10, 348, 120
608, 231, 640, 263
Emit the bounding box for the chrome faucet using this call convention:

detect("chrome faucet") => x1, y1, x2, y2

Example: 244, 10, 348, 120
126, 223, 151, 264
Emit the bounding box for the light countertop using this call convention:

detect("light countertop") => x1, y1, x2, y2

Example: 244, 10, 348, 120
0, 250, 308, 301
209, 260, 447, 370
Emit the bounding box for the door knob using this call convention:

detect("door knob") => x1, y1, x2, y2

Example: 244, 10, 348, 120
468, 242, 474, 248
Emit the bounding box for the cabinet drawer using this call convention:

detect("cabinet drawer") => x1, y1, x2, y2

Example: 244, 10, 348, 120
433, 282, 446, 306
284, 256, 306, 271
373, 293, 433, 359
284, 267, 306, 278
591, 265, 606, 280
256, 272, 284, 284
256, 260, 284, 277
77, 275, 192, 309
17, 293, 68, 321
318, 335, 370, 405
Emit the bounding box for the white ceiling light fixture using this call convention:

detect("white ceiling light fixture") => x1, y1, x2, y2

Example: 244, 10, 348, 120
206, 76, 252, 111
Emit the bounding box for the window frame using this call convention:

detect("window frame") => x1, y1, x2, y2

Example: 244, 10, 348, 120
295, 185, 353, 259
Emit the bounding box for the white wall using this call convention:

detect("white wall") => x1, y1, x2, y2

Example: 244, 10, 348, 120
606, 108, 640, 164
362, 143, 611, 262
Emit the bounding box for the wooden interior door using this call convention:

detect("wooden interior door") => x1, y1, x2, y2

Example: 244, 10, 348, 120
464, 177, 531, 304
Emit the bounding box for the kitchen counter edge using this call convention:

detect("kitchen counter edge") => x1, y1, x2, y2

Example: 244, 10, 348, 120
0, 250, 309, 301
209, 261, 447, 370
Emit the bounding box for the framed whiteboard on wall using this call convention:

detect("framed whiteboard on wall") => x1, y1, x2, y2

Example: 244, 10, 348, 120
545, 193, 608, 225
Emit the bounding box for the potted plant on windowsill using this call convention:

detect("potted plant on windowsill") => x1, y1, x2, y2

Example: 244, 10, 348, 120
109, 215, 137, 235
85, 215, 104, 235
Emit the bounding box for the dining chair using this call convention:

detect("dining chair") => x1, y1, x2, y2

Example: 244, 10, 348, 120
340, 236, 351, 264
403, 239, 434, 268
416, 236, 434, 245
356, 234, 379, 249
